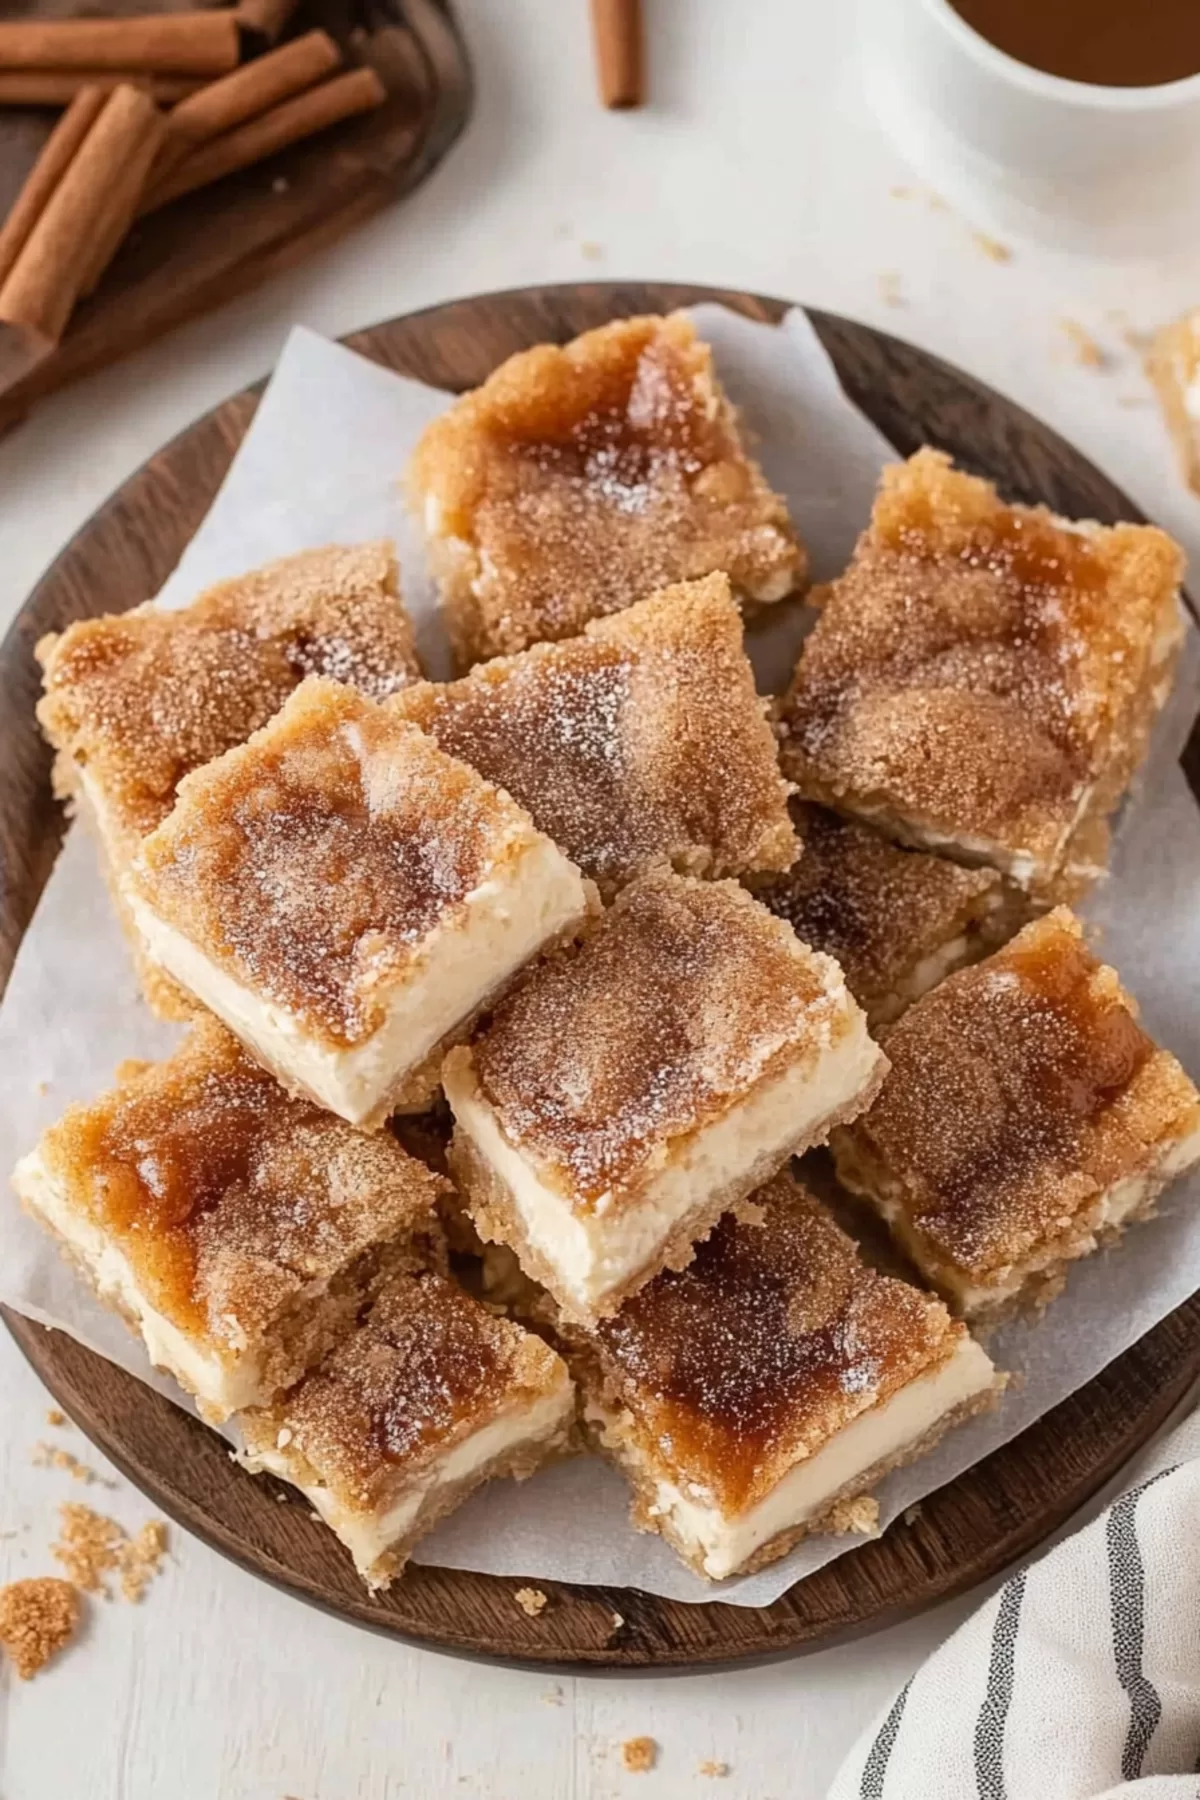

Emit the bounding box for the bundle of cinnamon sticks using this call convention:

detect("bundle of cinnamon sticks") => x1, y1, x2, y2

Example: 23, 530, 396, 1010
0, 7, 388, 351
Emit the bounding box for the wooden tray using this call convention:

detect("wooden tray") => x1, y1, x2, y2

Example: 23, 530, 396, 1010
4, 280, 1200, 1673
0, 0, 472, 430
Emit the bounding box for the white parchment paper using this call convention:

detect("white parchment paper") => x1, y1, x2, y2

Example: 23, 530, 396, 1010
2, 306, 1198, 1606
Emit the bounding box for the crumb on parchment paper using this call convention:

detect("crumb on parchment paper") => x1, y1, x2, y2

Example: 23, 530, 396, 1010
52, 1504, 167, 1602
514, 1586, 548, 1617
621, 1736, 658, 1773
0, 1577, 81, 1679
827, 1495, 880, 1537
972, 231, 1012, 263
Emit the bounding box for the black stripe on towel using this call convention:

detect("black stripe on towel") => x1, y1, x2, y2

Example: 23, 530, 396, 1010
1107, 1468, 1176, 1780
859, 1679, 912, 1799
973, 1571, 1026, 1800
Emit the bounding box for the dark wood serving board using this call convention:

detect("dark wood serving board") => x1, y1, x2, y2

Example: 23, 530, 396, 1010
0, 0, 471, 430
3, 281, 1199, 1672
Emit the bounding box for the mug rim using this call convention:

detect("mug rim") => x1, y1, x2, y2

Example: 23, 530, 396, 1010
926, 0, 1200, 111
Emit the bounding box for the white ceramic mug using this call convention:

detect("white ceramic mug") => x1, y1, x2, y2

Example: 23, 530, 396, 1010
858, 0, 1200, 253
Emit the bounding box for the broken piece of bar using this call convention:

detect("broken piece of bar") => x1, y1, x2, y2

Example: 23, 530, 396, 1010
12, 1021, 445, 1422
777, 449, 1184, 898
390, 573, 798, 897
35, 542, 421, 1019
126, 677, 596, 1125
747, 802, 1022, 1025
444, 872, 887, 1325
407, 312, 806, 667
1149, 307, 1200, 495
239, 1266, 574, 1589
833, 909, 1200, 1322
572, 1171, 998, 1579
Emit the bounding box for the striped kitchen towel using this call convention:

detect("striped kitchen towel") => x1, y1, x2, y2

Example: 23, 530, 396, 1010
829, 1406, 1200, 1800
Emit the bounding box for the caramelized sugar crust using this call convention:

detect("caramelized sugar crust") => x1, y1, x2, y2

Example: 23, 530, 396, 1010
391, 574, 797, 895
36, 543, 421, 845
35, 1020, 444, 1343
471, 873, 856, 1207
748, 802, 1008, 1019
778, 450, 1183, 876
252, 1269, 567, 1512
590, 1172, 964, 1513
132, 678, 546, 1047
407, 313, 805, 664
840, 909, 1200, 1281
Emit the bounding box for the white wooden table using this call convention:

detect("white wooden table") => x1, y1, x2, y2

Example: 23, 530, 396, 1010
3, 4, 1199, 1794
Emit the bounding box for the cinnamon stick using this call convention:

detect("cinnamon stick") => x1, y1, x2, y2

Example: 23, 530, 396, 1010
0, 86, 105, 291
0, 13, 240, 77
590, 0, 644, 108
235, 0, 302, 46
0, 84, 164, 346
143, 66, 387, 212
78, 91, 170, 296
154, 30, 342, 179
0, 71, 203, 105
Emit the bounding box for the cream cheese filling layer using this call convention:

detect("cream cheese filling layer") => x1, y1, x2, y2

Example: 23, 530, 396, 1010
597, 1334, 995, 1580
128, 836, 591, 1128
447, 1013, 883, 1318
13, 1150, 267, 1418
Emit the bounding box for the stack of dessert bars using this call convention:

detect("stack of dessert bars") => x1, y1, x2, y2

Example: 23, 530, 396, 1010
16, 315, 1200, 1588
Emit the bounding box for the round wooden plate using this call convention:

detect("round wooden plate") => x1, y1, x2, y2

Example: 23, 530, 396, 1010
4, 282, 1199, 1672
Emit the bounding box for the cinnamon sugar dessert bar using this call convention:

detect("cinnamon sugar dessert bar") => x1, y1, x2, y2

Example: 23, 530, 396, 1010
35, 542, 421, 1019
833, 909, 1200, 1322
572, 1171, 998, 1580
240, 1266, 574, 1589
777, 449, 1185, 898
407, 313, 805, 668
126, 678, 596, 1126
390, 573, 797, 897
747, 802, 1022, 1025
443, 872, 887, 1326
12, 1021, 445, 1422
1149, 308, 1200, 495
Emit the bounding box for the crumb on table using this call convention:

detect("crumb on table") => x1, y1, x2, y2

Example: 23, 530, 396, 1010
52, 1504, 167, 1602
877, 271, 904, 308
698, 1760, 730, 1778
972, 231, 1012, 263
1060, 318, 1109, 368
0, 1577, 81, 1679
45, 1409, 66, 1428
514, 1586, 548, 1618
621, 1736, 658, 1773
31, 1442, 112, 1486
827, 1495, 881, 1537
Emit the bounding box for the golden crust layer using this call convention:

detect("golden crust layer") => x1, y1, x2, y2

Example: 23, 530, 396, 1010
747, 802, 1020, 1024
25, 1020, 445, 1349
407, 313, 805, 667
777, 449, 1184, 891
465, 872, 872, 1208
131, 677, 562, 1050
575, 1171, 972, 1515
1148, 310, 1200, 497
390, 573, 798, 896
833, 909, 1200, 1301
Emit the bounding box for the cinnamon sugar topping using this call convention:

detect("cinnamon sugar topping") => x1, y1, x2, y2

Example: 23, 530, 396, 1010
592, 1172, 964, 1512
132, 678, 549, 1048
408, 313, 804, 665
470, 874, 855, 1204
391, 574, 796, 893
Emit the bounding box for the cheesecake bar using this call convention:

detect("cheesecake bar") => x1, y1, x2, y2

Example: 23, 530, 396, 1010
11, 1021, 446, 1422
833, 909, 1200, 1322
747, 802, 1022, 1025
35, 542, 421, 1019
239, 1266, 574, 1589
407, 312, 805, 668
777, 449, 1185, 897
1149, 308, 1200, 495
390, 573, 798, 897
573, 1171, 998, 1580
444, 872, 887, 1325
126, 678, 596, 1126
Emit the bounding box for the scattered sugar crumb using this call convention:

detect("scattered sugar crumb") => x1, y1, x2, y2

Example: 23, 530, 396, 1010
36, 1080, 50, 1097
972, 231, 1012, 263
927, 190, 948, 211
1060, 319, 1109, 369
45, 1409, 66, 1428
542, 1682, 564, 1706
32, 1442, 113, 1487
828, 1495, 880, 1536
514, 1586, 548, 1617
1121, 326, 1153, 354
610, 1610, 625, 1632
0, 1577, 81, 1679
580, 240, 604, 262
52, 1504, 166, 1601
877, 271, 904, 308
902, 1502, 923, 1528
698, 1760, 730, 1779
889, 184, 912, 199
1118, 396, 1152, 409
621, 1736, 658, 1773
